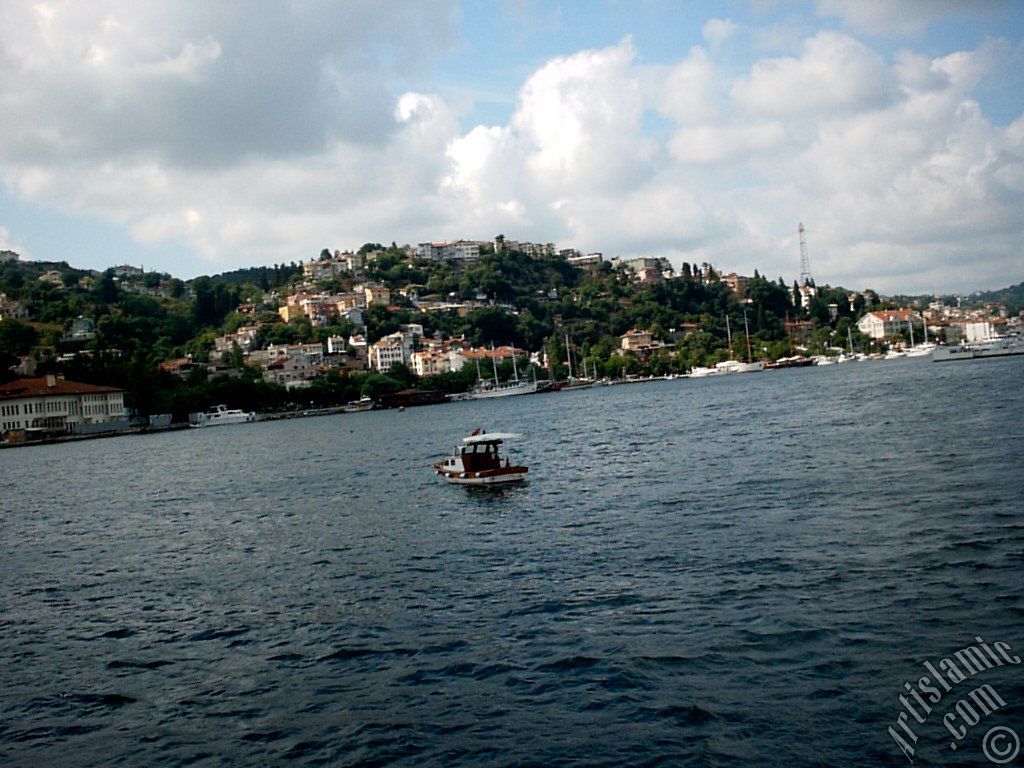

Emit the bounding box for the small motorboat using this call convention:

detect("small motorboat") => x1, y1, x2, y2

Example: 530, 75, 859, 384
434, 429, 528, 485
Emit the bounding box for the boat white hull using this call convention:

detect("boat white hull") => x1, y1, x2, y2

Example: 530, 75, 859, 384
934, 339, 1024, 362
904, 344, 936, 358
192, 414, 256, 427
437, 469, 528, 485
729, 361, 764, 373
450, 380, 548, 400
342, 400, 374, 412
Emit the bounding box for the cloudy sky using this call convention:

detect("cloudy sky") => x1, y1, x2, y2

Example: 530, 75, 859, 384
1, 1, 1022, 294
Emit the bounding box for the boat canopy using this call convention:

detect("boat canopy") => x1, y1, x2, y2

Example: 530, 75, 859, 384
461, 431, 522, 445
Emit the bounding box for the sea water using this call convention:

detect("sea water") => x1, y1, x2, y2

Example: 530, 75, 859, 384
2, 357, 1022, 766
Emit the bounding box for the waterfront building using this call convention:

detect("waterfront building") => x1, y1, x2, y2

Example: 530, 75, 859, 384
0, 375, 126, 437
857, 309, 919, 339
965, 320, 995, 342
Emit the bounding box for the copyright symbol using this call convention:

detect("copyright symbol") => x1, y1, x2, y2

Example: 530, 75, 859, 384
983, 726, 1020, 765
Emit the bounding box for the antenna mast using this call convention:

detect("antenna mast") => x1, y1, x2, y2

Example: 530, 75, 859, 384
798, 223, 812, 286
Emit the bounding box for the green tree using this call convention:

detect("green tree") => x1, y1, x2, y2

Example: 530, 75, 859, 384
0, 319, 38, 356
94, 272, 119, 303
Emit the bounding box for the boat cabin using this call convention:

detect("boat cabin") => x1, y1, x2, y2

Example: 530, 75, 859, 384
458, 439, 510, 471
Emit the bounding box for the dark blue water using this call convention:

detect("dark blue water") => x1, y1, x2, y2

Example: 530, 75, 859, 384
2, 357, 1022, 767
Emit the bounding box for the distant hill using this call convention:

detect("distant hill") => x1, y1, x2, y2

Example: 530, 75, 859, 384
198, 263, 302, 289
970, 282, 1024, 314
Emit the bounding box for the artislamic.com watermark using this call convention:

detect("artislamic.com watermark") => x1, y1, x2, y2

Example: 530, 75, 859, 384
889, 635, 1020, 763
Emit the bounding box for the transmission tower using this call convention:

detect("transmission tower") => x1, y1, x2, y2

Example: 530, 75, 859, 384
798, 222, 813, 286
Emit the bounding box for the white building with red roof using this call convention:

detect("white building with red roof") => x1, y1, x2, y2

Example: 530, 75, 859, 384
0, 375, 126, 436
856, 309, 920, 339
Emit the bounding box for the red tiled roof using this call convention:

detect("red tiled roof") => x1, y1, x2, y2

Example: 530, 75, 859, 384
158, 358, 197, 372
458, 346, 524, 359
867, 309, 913, 321
0, 376, 123, 400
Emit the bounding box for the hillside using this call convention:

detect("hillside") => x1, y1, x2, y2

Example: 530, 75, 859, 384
969, 282, 1024, 314
2, 247, 1019, 416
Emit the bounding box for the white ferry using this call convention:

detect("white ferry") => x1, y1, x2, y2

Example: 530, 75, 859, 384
934, 336, 1024, 362
434, 430, 528, 485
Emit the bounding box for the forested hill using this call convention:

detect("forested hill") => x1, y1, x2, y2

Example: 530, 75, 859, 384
1, 246, 1020, 416
970, 282, 1024, 314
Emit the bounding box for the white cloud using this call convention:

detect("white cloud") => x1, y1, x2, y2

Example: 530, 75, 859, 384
657, 47, 719, 124
815, 0, 1002, 36
731, 31, 895, 116
0, 4, 1021, 294
511, 37, 652, 190
0, 1, 457, 167
702, 18, 737, 48
441, 38, 656, 242
668, 122, 787, 165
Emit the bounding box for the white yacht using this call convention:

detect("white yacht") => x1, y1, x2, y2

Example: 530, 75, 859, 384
688, 365, 729, 377
904, 343, 937, 358
717, 359, 764, 373
342, 396, 375, 412
448, 350, 550, 401
192, 404, 257, 427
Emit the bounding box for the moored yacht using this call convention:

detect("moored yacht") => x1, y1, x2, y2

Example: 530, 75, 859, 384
688, 365, 729, 377
717, 359, 764, 373
191, 404, 257, 427
342, 396, 375, 412
448, 349, 550, 401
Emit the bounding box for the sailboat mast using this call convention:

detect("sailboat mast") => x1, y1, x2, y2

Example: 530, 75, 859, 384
491, 344, 499, 383
726, 316, 733, 359
908, 314, 915, 348
512, 348, 519, 382
565, 334, 573, 379
743, 309, 753, 363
